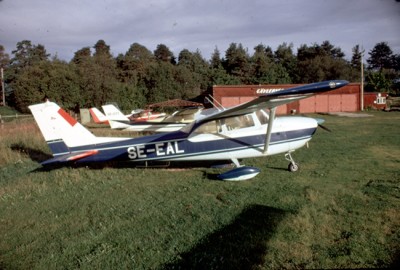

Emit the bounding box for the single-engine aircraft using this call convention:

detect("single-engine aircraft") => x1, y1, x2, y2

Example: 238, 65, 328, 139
97, 104, 214, 133
101, 104, 167, 123
29, 80, 348, 180
89, 104, 167, 125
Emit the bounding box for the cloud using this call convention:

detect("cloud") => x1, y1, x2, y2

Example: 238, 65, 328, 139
0, 0, 399, 61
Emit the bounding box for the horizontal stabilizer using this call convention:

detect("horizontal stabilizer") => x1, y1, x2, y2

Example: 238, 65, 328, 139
42, 150, 99, 165
108, 120, 132, 129
66, 150, 99, 161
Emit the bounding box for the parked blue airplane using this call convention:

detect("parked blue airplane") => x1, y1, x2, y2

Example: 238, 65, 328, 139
29, 80, 349, 180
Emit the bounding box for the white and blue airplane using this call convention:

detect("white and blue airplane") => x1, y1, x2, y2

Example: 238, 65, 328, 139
29, 80, 348, 180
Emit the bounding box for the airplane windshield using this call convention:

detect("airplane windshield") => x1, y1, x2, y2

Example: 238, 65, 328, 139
190, 114, 256, 135
180, 121, 195, 133
184, 109, 269, 135
256, 109, 269, 124
223, 115, 254, 131
195, 120, 219, 134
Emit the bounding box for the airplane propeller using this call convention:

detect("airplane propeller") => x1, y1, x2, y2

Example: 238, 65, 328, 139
315, 118, 331, 132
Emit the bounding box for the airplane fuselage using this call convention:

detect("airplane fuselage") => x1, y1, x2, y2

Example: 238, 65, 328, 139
30, 80, 350, 178
47, 116, 317, 165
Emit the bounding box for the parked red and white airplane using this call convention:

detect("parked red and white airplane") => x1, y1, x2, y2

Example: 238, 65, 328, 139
96, 104, 212, 132
129, 109, 167, 122
89, 105, 167, 124
29, 80, 348, 180
102, 104, 167, 123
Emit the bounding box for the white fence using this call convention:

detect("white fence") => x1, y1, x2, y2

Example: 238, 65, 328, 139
0, 114, 33, 124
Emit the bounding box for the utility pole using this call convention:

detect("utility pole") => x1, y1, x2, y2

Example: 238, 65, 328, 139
1, 68, 5, 106
360, 48, 365, 111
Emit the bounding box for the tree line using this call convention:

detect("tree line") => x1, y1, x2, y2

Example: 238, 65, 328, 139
0, 40, 399, 113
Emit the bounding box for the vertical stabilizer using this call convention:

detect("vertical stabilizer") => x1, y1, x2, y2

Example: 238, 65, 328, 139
89, 107, 109, 124
29, 101, 98, 149
29, 101, 130, 155
102, 104, 130, 122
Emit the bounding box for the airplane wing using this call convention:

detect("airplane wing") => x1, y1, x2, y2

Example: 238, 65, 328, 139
197, 80, 349, 123
195, 80, 349, 154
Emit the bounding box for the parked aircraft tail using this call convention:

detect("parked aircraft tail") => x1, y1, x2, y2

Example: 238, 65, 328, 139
102, 104, 130, 122
89, 107, 109, 124
29, 101, 129, 157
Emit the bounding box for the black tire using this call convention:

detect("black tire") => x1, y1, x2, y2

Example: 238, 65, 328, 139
288, 162, 299, 172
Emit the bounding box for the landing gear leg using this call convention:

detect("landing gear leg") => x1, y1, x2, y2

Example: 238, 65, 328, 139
231, 158, 242, 168
285, 151, 299, 172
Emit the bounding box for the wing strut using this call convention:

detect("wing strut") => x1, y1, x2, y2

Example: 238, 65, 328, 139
263, 107, 276, 154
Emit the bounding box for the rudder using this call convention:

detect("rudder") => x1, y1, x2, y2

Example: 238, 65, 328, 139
29, 101, 98, 152
102, 104, 130, 122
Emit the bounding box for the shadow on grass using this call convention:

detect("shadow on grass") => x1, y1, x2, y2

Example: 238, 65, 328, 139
161, 204, 287, 270
391, 250, 400, 269
10, 143, 52, 162
204, 172, 222, 181
29, 159, 236, 175
266, 166, 289, 172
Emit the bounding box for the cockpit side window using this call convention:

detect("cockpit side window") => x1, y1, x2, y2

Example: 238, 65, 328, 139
192, 120, 219, 134
191, 113, 257, 135
228, 115, 254, 129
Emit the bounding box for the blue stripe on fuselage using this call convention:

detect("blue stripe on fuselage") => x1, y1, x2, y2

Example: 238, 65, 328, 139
66, 127, 316, 164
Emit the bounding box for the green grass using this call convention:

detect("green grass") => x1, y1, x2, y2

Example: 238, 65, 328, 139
1, 112, 399, 269
0, 106, 20, 115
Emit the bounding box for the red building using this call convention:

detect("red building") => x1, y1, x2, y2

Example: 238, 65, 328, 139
212, 83, 386, 114
363, 92, 388, 110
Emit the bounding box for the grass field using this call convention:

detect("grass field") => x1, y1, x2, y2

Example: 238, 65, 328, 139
0, 111, 399, 269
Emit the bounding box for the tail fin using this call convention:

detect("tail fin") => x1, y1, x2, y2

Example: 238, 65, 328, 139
89, 107, 109, 124
102, 104, 130, 122
29, 101, 99, 151
29, 101, 128, 155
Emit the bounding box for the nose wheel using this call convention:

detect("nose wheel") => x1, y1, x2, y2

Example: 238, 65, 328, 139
288, 162, 299, 172
285, 151, 299, 172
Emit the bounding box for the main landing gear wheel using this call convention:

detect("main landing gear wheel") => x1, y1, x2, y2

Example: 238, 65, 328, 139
288, 162, 299, 172
285, 151, 299, 172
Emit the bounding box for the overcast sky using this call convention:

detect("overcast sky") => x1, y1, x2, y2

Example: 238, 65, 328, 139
1, 0, 399, 62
